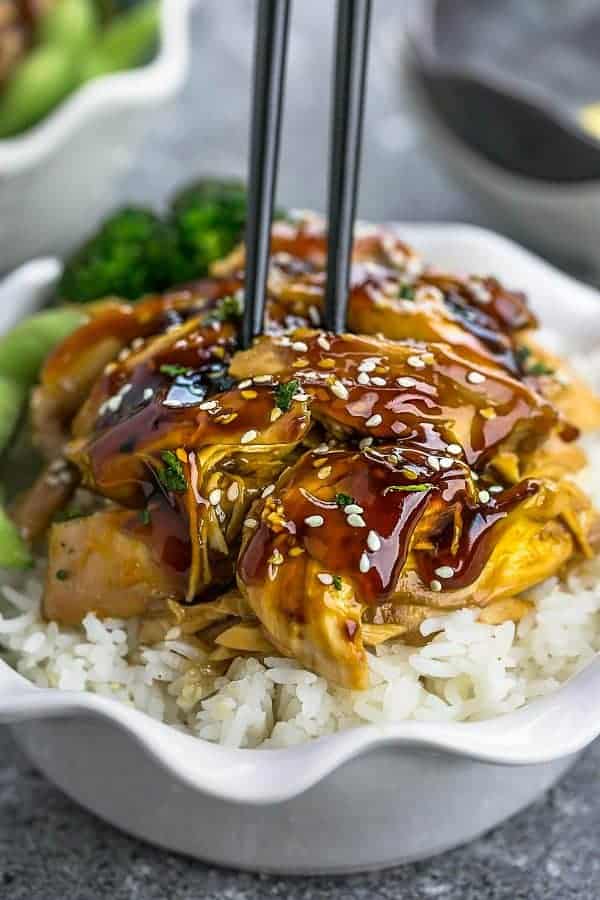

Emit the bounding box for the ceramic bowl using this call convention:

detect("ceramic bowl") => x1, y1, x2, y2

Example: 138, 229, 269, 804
0, 0, 193, 274
403, 3, 600, 275
1, 225, 600, 874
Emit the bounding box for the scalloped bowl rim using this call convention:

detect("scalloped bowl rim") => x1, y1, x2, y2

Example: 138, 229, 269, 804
0, 0, 193, 173
1, 222, 600, 806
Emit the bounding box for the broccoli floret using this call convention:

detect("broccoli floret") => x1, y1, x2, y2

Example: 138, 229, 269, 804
58, 207, 176, 302
167, 177, 249, 285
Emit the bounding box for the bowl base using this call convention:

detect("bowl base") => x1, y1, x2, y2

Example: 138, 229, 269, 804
12, 717, 578, 874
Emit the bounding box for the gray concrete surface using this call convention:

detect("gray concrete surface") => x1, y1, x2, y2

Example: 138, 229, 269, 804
2, 2, 599, 897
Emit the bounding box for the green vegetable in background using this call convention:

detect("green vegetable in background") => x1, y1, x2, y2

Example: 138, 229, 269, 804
0, 307, 87, 384
58, 208, 175, 302
81, 0, 160, 81
167, 178, 250, 285
0, 44, 78, 138
59, 178, 276, 303
0, 377, 26, 457
39, 0, 99, 55
0, 505, 32, 569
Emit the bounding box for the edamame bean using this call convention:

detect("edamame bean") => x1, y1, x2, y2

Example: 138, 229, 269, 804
0, 377, 26, 457
0, 307, 86, 384
0, 505, 32, 569
39, 0, 99, 55
0, 44, 78, 138
81, 0, 159, 81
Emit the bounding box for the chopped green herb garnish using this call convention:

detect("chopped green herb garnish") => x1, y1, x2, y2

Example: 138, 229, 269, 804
335, 492, 355, 507
527, 361, 555, 376
515, 346, 554, 376
159, 364, 189, 378
54, 507, 84, 523
384, 483, 433, 495
139, 508, 151, 526
206, 294, 243, 324
56, 569, 69, 581
275, 379, 299, 412
398, 283, 415, 300
158, 450, 187, 493
332, 574, 343, 591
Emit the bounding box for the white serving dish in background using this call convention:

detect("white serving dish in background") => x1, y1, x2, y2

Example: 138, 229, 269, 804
1, 224, 600, 873
0, 0, 193, 273
405, 66, 600, 276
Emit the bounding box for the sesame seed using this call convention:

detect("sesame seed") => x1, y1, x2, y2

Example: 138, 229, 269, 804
359, 552, 371, 574
317, 335, 331, 351
308, 305, 320, 324
271, 548, 284, 566
314, 443, 329, 455
292, 392, 310, 402
371, 376, 386, 387
357, 372, 370, 385
318, 573, 333, 585
331, 380, 349, 400
397, 376, 417, 388
118, 348, 130, 362
292, 341, 308, 352
241, 429, 257, 444
131, 337, 144, 351
446, 443, 462, 456
434, 566, 455, 579
209, 489, 222, 506
270, 407, 283, 422
429, 579, 442, 592
262, 484, 275, 498
471, 471, 479, 481
478, 490, 491, 503
359, 437, 373, 450
344, 504, 364, 515
238, 379, 252, 389
427, 455, 440, 472
489, 485, 503, 494
143, 388, 154, 402
244, 517, 258, 529
367, 530, 381, 552
305, 515, 324, 528
199, 400, 218, 411
358, 359, 377, 373
467, 371, 486, 385
317, 465, 332, 480
365, 413, 382, 428
407, 355, 426, 369
227, 482, 240, 502
347, 513, 366, 528
107, 395, 122, 413
254, 374, 272, 383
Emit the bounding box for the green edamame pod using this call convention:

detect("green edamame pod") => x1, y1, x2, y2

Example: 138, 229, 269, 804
81, 0, 160, 81
0, 307, 86, 384
38, 0, 99, 55
0, 45, 78, 138
0, 377, 26, 457
0, 505, 32, 569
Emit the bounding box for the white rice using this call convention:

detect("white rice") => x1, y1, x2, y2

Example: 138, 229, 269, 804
2, 351, 600, 748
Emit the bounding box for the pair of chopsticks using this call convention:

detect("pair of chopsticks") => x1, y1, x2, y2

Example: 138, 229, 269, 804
241, 0, 372, 348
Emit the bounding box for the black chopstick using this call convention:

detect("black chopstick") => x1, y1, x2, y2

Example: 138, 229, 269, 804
241, 0, 291, 349
324, 0, 372, 333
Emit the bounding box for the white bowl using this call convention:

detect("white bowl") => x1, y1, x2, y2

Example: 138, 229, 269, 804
2, 224, 600, 873
406, 70, 600, 276
0, 0, 193, 273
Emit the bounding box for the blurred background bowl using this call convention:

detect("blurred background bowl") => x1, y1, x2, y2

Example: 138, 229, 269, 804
405, 0, 600, 278
0, 0, 192, 274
